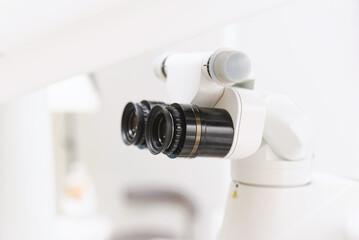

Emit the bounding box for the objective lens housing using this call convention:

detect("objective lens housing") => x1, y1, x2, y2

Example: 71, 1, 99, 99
145, 103, 234, 158
121, 101, 164, 148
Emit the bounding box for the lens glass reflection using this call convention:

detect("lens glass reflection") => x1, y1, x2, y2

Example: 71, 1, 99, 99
157, 116, 166, 144
127, 111, 138, 138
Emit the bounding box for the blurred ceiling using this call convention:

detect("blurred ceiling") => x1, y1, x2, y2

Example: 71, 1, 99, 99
0, 0, 289, 103
0, 0, 132, 52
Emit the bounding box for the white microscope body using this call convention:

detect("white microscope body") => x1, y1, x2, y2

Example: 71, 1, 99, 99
154, 49, 359, 240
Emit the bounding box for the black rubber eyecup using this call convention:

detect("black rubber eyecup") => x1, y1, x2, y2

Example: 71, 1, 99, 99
121, 102, 145, 145
145, 105, 175, 154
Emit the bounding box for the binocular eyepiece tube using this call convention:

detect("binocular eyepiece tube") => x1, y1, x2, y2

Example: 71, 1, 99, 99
121, 100, 234, 158
121, 100, 165, 148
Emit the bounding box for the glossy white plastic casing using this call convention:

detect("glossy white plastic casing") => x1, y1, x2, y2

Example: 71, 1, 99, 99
154, 50, 252, 108
230, 90, 314, 187
161, 52, 224, 107
217, 173, 359, 240
260, 90, 315, 161
215, 87, 266, 160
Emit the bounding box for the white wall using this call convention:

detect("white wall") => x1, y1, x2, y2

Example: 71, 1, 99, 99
223, 0, 359, 179
0, 0, 291, 103
0, 90, 55, 240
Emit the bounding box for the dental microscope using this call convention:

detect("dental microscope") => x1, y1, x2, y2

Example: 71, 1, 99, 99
121, 49, 359, 240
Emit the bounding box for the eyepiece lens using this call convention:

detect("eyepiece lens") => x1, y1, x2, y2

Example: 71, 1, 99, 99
157, 116, 167, 144
121, 102, 146, 146
128, 111, 138, 138
145, 105, 175, 154
152, 112, 165, 148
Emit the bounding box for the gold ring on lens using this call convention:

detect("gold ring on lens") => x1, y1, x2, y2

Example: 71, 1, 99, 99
189, 106, 201, 157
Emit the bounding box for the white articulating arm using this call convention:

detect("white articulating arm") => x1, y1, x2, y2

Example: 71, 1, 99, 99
260, 90, 315, 161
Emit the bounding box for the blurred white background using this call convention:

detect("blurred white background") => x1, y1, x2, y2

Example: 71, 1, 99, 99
0, 0, 358, 240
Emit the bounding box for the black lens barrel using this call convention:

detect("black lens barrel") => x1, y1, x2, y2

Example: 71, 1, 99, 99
145, 103, 234, 158
181, 104, 234, 158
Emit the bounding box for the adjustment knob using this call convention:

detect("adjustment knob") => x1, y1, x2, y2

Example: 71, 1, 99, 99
208, 49, 251, 85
